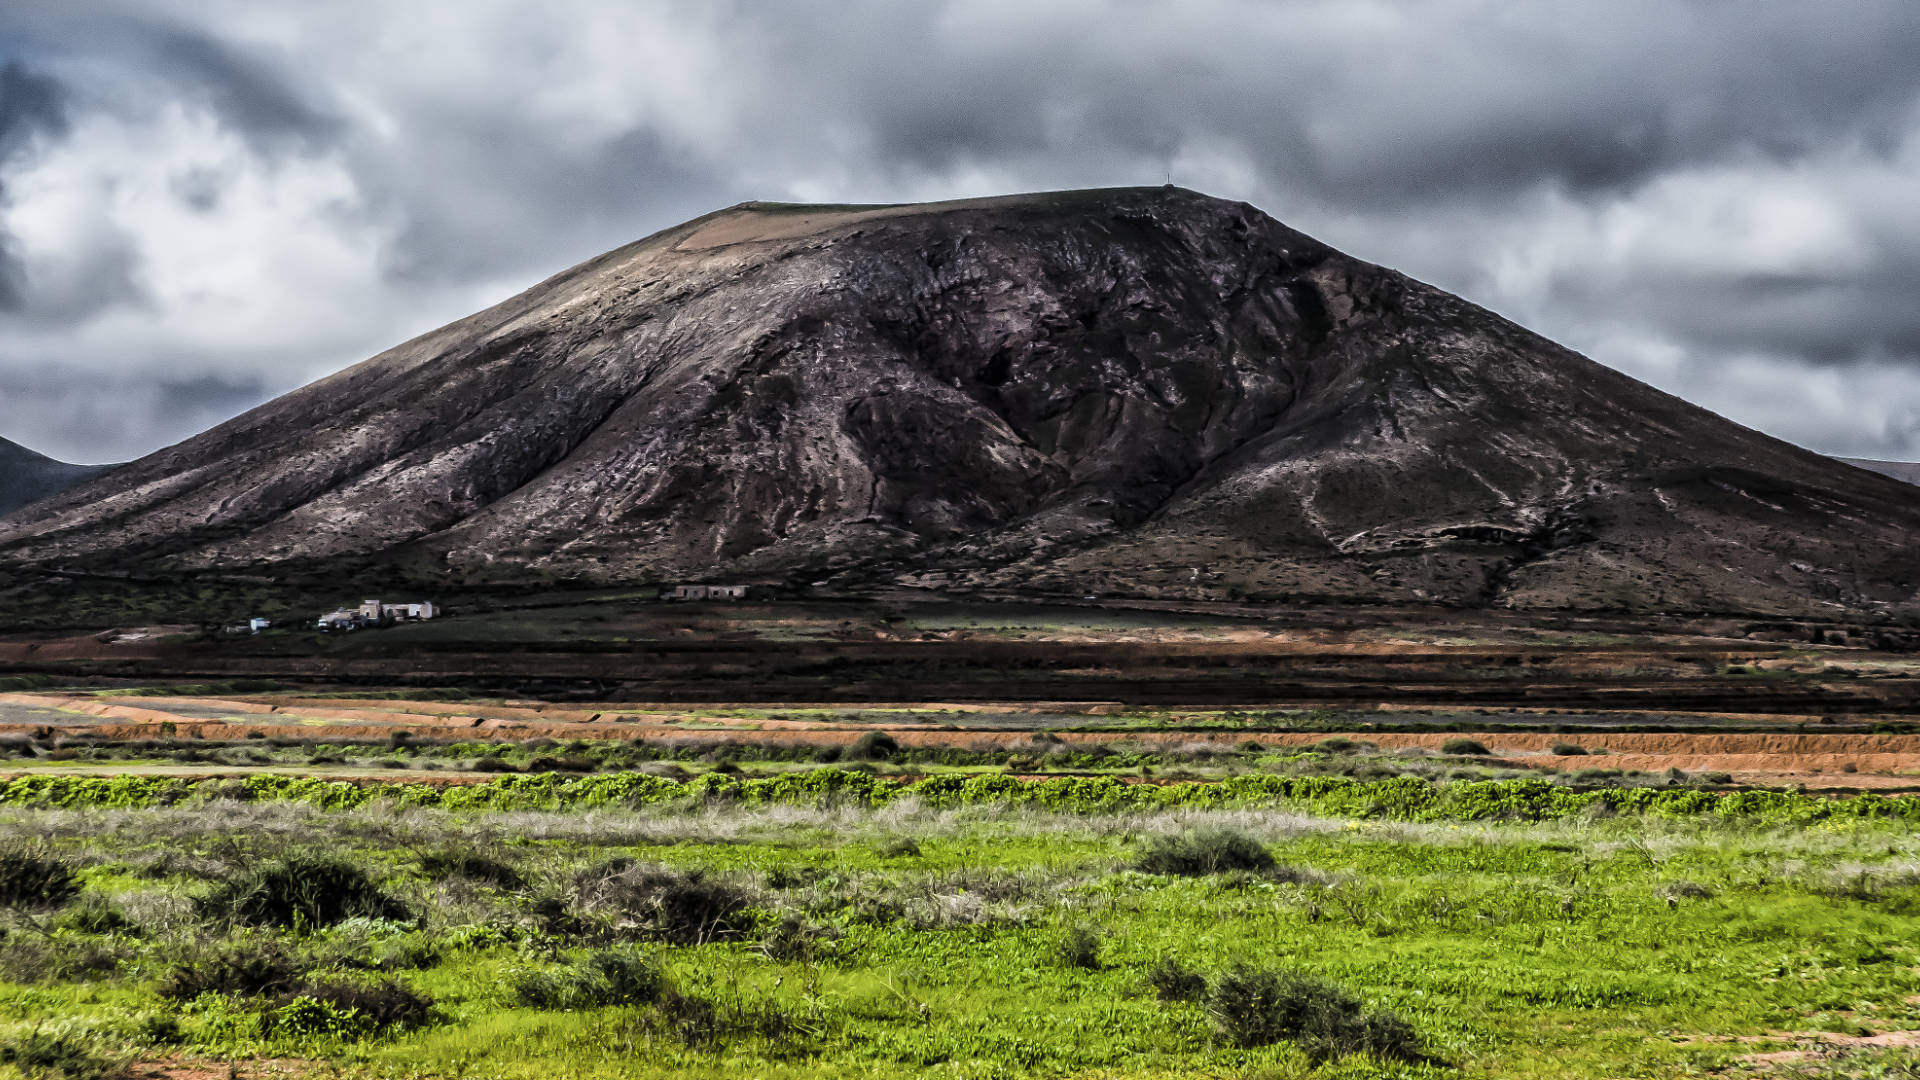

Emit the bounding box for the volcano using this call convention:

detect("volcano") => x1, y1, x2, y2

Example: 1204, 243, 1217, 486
3, 187, 1916, 616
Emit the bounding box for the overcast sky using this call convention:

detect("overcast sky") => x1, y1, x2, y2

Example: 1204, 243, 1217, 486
1, 0, 1918, 464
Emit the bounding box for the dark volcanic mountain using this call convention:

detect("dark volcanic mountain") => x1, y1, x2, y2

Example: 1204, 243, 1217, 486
3, 187, 1918, 617
0, 438, 110, 519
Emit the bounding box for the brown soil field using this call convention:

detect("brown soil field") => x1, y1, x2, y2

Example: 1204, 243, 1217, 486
8, 603, 1917, 714
7, 691, 1920, 789
0, 627, 193, 662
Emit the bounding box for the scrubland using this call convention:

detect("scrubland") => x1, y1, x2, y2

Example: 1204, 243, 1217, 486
1, 772, 1917, 1079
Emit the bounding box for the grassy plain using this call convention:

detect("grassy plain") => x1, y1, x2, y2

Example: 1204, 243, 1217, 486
1, 774, 1918, 1079
0, 594, 1917, 1079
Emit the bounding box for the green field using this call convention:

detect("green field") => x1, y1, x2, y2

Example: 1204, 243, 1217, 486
2, 774, 1918, 1079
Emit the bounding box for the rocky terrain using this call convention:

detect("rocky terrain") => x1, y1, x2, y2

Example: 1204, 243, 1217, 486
2, 186, 1918, 617
0, 437, 109, 518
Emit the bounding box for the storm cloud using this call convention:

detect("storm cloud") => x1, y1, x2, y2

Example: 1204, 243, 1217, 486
1, 0, 1918, 463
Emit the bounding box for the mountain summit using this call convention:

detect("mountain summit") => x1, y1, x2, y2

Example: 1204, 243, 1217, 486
3, 187, 1917, 616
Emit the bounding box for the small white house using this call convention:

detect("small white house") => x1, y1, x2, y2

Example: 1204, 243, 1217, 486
355, 599, 439, 621
382, 601, 438, 621
663, 584, 749, 601
319, 599, 438, 631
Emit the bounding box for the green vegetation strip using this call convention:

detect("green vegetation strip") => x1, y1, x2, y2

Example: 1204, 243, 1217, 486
3, 789, 1919, 1077
4, 769, 1915, 822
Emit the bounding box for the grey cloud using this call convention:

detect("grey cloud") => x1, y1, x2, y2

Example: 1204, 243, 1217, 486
0, 7, 338, 152
852, 3, 1920, 208
369, 115, 738, 286
0, 57, 143, 325
168, 164, 223, 212
152, 373, 268, 423
130, 19, 338, 150
0, 369, 268, 464
0, 60, 65, 159
0, 59, 67, 311
10, 229, 143, 325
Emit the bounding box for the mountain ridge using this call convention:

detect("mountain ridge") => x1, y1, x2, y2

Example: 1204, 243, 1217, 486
0, 437, 112, 519
1841, 458, 1920, 487
4, 186, 1917, 617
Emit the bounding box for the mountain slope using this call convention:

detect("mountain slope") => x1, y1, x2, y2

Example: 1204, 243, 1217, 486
1840, 458, 1920, 487
3, 187, 1917, 617
0, 438, 110, 519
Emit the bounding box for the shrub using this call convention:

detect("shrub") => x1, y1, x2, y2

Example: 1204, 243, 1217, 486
1136, 829, 1275, 876
637, 987, 803, 1051
576, 950, 666, 1005
1312, 737, 1362, 755
138, 1013, 184, 1045
262, 978, 434, 1040
159, 942, 308, 1000
418, 849, 523, 890
54, 896, 139, 936
0, 848, 80, 911
758, 915, 843, 963
263, 995, 368, 1040
1056, 926, 1102, 970
525, 891, 589, 938
200, 855, 410, 930
0, 936, 121, 984
1205, 967, 1423, 1064
509, 967, 574, 1009
526, 756, 595, 773
0, 1027, 122, 1080
466, 757, 518, 773
575, 862, 755, 945
1146, 956, 1206, 1002
848, 732, 900, 761
1551, 742, 1587, 756
1441, 738, 1491, 756
515, 949, 665, 1009
876, 836, 921, 858
649, 988, 723, 1048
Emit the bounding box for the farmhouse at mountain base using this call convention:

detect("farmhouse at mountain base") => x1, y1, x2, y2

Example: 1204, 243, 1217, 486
315, 598, 438, 631
662, 584, 749, 601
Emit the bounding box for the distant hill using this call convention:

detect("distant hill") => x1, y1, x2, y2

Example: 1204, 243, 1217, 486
1840, 458, 1920, 487
0, 438, 111, 519
5, 186, 1920, 617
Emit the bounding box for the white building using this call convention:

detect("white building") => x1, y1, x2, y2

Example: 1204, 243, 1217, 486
319, 599, 438, 631
384, 601, 438, 620
663, 584, 749, 601
357, 599, 438, 621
